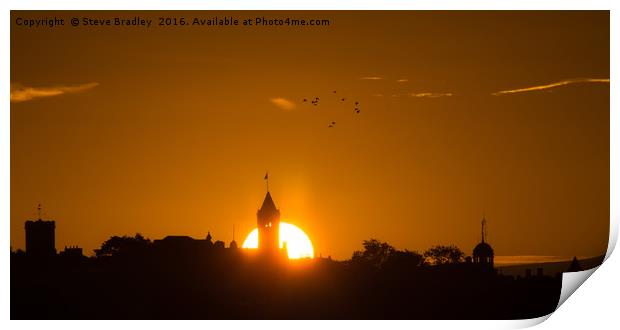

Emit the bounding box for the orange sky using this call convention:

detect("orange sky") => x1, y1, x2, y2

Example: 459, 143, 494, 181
10, 11, 609, 259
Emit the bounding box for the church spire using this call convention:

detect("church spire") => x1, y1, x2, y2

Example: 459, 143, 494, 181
260, 191, 278, 214
481, 216, 487, 243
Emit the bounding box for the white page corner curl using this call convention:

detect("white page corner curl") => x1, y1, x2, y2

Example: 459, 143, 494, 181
556, 266, 599, 309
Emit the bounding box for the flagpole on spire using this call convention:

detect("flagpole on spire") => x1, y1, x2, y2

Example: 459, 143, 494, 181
264, 171, 269, 192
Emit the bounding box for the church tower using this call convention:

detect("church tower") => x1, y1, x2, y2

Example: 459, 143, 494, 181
257, 191, 281, 253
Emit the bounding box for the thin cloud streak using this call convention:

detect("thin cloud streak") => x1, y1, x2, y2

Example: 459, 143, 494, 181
493, 78, 609, 95
270, 97, 296, 111
396, 79, 409, 83
494, 255, 584, 266
360, 77, 384, 80
11, 82, 99, 102
409, 92, 453, 98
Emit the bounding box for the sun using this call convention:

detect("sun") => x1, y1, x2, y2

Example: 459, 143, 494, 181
242, 222, 314, 259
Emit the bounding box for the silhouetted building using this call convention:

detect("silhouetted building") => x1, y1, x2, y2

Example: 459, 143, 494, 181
567, 256, 583, 272
472, 216, 494, 269
25, 209, 56, 257
156, 235, 196, 245
257, 191, 281, 254
154, 235, 204, 253
206, 232, 213, 247
59, 246, 84, 260
153, 233, 239, 255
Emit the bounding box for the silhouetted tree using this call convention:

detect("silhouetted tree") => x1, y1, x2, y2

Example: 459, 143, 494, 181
384, 249, 425, 269
214, 240, 225, 249
94, 233, 151, 258
423, 245, 464, 265
351, 239, 396, 268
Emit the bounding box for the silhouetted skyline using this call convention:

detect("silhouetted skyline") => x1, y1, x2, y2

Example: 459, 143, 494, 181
14, 206, 593, 319
11, 173, 603, 319
11, 11, 609, 261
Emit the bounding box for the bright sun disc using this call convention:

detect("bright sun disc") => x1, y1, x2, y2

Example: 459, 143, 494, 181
242, 222, 314, 259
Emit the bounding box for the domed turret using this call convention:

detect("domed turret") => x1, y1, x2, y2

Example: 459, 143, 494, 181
473, 242, 494, 262
472, 216, 494, 267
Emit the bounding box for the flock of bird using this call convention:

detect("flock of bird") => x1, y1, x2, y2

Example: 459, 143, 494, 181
302, 90, 361, 128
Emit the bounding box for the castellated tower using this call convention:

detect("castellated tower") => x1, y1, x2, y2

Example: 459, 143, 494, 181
25, 204, 56, 257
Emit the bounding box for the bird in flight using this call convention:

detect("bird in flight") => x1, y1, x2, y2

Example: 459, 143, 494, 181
299, 91, 364, 127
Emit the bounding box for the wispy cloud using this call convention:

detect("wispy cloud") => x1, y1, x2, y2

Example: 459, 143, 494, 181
396, 79, 409, 83
493, 78, 609, 96
11, 82, 99, 103
360, 77, 384, 80
409, 92, 453, 98
270, 97, 296, 111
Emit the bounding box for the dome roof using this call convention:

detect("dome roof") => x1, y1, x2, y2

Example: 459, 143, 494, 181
473, 242, 494, 257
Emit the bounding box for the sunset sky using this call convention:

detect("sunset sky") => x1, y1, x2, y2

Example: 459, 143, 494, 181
10, 11, 609, 260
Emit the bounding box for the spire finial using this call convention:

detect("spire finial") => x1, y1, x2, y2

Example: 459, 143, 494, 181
264, 171, 269, 192
37, 203, 42, 220
481, 216, 487, 243
232, 224, 235, 242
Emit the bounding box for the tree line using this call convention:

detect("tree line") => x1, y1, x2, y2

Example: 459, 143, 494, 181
82, 234, 466, 266
351, 238, 465, 268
